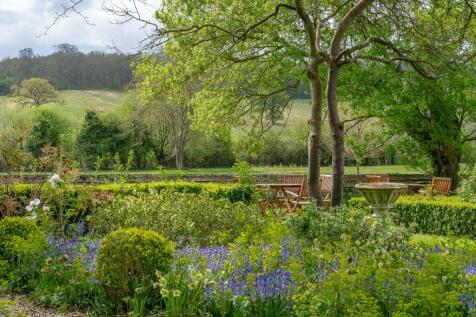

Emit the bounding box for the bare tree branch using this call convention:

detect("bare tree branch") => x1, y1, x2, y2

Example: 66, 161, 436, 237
38, 0, 94, 37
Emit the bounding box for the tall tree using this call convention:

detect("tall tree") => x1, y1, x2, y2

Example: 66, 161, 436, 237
148, 0, 475, 205
135, 54, 195, 169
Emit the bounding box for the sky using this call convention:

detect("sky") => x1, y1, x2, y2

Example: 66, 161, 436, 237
0, 0, 161, 59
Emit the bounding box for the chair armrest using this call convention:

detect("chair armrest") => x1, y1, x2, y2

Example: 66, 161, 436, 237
285, 191, 299, 198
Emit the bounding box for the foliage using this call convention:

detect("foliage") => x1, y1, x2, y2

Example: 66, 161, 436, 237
0, 48, 132, 90
458, 165, 476, 203
0, 182, 255, 221
0, 76, 14, 96
232, 161, 256, 185
14, 78, 62, 107
26, 109, 71, 158
32, 238, 106, 312
350, 196, 476, 238
159, 222, 298, 317
96, 228, 174, 307
343, 65, 476, 185
89, 190, 262, 246
76, 111, 130, 168
184, 130, 235, 168
286, 205, 411, 258
0, 217, 47, 290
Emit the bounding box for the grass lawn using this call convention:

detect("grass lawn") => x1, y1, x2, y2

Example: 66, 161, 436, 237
0, 90, 126, 131
83, 165, 423, 175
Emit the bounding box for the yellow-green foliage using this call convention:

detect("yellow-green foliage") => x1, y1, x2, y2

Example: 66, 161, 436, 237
90, 190, 262, 246
96, 228, 174, 302
350, 196, 476, 237
0, 217, 47, 289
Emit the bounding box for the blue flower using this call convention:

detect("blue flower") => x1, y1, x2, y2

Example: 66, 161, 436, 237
465, 264, 476, 276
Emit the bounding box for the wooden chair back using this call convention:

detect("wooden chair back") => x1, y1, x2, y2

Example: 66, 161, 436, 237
320, 175, 333, 194
284, 174, 305, 184
299, 178, 308, 198
432, 177, 452, 196
366, 175, 382, 183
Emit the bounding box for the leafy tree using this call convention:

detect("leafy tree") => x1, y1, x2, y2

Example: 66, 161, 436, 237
144, 0, 475, 205
344, 118, 393, 176
343, 66, 476, 187
120, 92, 174, 168
135, 55, 196, 169
26, 109, 70, 158
15, 78, 62, 107
76, 111, 129, 168
0, 76, 14, 96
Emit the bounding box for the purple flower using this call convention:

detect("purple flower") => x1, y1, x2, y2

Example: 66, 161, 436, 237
465, 264, 476, 276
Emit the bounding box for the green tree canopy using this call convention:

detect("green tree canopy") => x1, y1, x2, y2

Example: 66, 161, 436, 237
14, 77, 62, 107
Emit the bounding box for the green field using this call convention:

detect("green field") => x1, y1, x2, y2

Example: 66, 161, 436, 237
0, 90, 126, 131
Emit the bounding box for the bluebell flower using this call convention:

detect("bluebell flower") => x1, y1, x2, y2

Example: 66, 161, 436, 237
465, 264, 476, 276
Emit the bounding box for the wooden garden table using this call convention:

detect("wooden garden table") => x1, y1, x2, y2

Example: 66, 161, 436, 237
255, 183, 302, 213
404, 183, 428, 193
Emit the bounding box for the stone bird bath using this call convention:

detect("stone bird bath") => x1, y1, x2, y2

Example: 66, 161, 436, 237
355, 182, 408, 218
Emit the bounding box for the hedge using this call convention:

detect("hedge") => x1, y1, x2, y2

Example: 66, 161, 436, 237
349, 196, 476, 238
0, 182, 255, 218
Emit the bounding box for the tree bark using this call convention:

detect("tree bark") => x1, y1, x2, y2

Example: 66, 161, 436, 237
295, 0, 323, 205
307, 58, 323, 204
327, 62, 345, 206
326, 0, 373, 206
431, 144, 461, 189
175, 144, 184, 170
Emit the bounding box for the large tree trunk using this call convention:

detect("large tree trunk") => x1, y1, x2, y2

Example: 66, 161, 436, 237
175, 144, 184, 170
307, 58, 323, 204
327, 62, 345, 206
431, 144, 461, 189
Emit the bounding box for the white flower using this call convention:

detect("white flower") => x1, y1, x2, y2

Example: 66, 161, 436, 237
25, 205, 33, 212
30, 198, 41, 207
26, 212, 38, 221
49, 174, 61, 183
49, 174, 62, 188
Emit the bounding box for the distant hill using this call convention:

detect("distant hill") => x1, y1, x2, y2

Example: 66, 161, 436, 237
0, 45, 133, 92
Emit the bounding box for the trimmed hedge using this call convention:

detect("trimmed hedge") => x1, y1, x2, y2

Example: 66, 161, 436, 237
0, 182, 255, 218
349, 196, 476, 238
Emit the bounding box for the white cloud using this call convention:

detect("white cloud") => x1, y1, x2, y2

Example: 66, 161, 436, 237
0, 0, 161, 58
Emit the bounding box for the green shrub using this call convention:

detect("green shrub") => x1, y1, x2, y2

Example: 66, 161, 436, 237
26, 109, 71, 158
458, 166, 476, 203
90, 190, 263, 246
349, 196, 476, 238
287, 205, 411, 257
96, 228, 174, 305
0, 182, 254, 218
0, 217, 47, 289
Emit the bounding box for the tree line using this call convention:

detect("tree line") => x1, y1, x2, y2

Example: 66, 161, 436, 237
0, 44, 132, 93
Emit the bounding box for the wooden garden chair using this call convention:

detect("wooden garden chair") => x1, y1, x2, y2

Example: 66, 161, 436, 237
285, 175, 333, 211
284, 174, 305, 194
320, 175, 333, 206
366, 175, 389, 183
285, 177, 310, 212
421, 177, 452, 196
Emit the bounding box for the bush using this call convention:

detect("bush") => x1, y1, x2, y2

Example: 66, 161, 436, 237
349, 196, 476, 238
0, 217, 47, 289
0, 182, 255, 221
458, 166, 476, 203
287, 205, 411, 257
26, 109, 71, 158
76, 111, 130, 168
96, 228, 174, 304
89, 190, 263, 246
